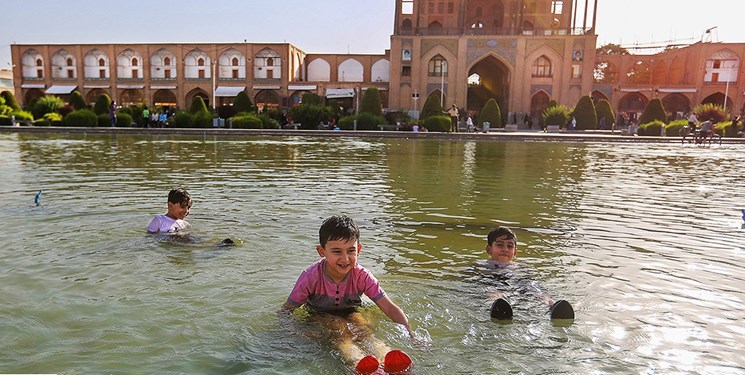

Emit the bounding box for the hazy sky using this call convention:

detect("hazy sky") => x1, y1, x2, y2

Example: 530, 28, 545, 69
2, 0, 744, 68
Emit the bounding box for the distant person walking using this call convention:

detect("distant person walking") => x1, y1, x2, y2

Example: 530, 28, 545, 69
109, 102, 117, 127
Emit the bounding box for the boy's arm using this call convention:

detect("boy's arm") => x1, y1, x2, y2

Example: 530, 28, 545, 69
374, 295, 413, 337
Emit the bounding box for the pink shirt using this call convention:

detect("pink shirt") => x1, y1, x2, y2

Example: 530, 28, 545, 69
286, 259, 385, 313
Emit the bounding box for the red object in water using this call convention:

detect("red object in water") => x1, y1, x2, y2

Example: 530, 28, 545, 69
383, 350, 412, 374
355, 355, 380, 374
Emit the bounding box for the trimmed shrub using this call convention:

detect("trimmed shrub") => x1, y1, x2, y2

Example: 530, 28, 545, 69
477, 98, 502, 128
638, 120, 664, 136
302, 93, 323, 106
0, 91, 21, 111
693, 103, 728, 124
542, 105, 571, 129
338, 115, 355, 130
573, 95, 597, 130
421, 93, 443, 119
287, 103, 329, 129
423, 115, 451, 132
116, 112, 133, 127
31, 96, 64, 119
256, 113, 278, 129
94, 94, 112, 115
233, 91, 253, 114
34, 119, 51, 126
231, 113, 263, 129
547, 99, 558, 108
69, 91, 87, 110
360, 87, 383, 116
714, 121, 739, 137
97, 114, 110, 127
356, 112, 386, 130
190, 96, 209, 114
63, 109, 98, 127
170, 111, 194, 128
665, 119, 688, 136
639, 98, 667, 125
595, 99, 615, 129
0, 110, 33, 125
43, 112, 63, 126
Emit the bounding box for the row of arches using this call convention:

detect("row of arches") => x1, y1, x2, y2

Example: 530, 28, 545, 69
596, 49, 741, 85
21, 47, 285, 81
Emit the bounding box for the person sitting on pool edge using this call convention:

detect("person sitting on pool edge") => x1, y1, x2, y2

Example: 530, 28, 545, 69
484, 226, 574, 320
281, 215, 413, 374
146, 187, 192, 233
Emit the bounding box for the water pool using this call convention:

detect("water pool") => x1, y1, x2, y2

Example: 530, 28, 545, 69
1, 132, 743, 374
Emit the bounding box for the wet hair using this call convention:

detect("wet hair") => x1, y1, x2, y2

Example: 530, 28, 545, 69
487, 226, 517, 245
319, 215, 360, 248
167, 188, 191, 206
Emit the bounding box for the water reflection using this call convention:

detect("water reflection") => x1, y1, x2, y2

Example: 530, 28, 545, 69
1, 133, 744, 374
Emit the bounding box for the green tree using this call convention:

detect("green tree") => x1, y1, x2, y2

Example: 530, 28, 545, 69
301, 92, 323, 106
69, 91, 87, 110
190, 96, 209, 114
0, 91, 21, 111
639, 98, 667, 125
94, 94, 112, 115
31, 96, 64, 119
420, 93, 443, 119
542, 105, 571, 128
477, 98, 502, 128
692, 103, 728, 124
573, 95, 597, 130
63, 109, 97, 127
595, 99, 615, 129
233, 90, 254, 114
360, 87, 382, 116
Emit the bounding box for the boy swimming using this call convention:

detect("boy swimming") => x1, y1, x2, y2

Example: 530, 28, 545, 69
483, 226, 574, 320
147, 188, 191, 233
282, 215, 413, 374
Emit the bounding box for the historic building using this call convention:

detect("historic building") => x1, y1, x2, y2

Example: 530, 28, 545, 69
21, 1, 744, 124
593, 42, 745, 121
10, 0, 599, 121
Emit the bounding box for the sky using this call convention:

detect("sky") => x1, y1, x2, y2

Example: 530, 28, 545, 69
2, 0, 744, 69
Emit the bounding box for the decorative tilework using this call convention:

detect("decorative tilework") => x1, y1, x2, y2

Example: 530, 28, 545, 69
421, 39, 458, 57
531, 84, 552, 96
526, 39, 565, 57
466, 39, 517, 67
427, 82, 447, 95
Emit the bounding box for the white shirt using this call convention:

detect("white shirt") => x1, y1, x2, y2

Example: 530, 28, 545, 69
147, 214, 189, 233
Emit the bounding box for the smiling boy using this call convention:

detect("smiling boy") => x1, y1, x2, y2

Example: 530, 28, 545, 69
146, 188, 192, 233
282, 215, 413, 374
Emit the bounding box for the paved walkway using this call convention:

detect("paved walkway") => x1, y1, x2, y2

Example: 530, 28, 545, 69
2, 125, 744, 144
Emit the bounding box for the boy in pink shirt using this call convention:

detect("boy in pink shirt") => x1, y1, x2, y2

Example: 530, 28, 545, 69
282, 215, 413, 374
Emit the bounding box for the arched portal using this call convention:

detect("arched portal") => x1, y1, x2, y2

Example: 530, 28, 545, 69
153, 89, 177, 108
119, 89, 143, 106
24, 89, 44, 106
530, 91, 550, 118
85, 88, 107, 105
255, 90, 280, 112
186, 88, 210, 109
618, 92, 648, 120
661, 93, 690, 120
467, 55, 510, 119
701, 92, 733, 111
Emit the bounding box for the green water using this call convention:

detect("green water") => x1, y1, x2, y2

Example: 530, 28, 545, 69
1, 132, 744, 374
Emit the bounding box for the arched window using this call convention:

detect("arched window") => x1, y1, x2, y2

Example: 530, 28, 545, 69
532, 56, 552, 77
98, 58, 105, 66
164, 57, 171, 66
36, 59, 43, 67
198, 58, 205, 66
428, 55, 447, 77
232, 57, 239, 66
267, 57, 274, 66
132, 58, 139, 66
66, 58, 73, 66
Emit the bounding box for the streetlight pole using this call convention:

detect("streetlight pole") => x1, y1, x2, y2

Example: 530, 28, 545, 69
211, 58, 216, 110
440, 60, 446, 107
724, 63, 731, 112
